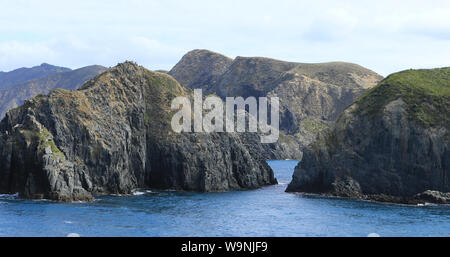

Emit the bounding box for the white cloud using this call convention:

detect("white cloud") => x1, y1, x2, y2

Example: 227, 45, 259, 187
0, 0, 449, 75
0, 40, 57, 69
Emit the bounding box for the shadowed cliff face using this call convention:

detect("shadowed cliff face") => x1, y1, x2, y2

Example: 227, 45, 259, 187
287, 68, 450, 204
0, 62, 276, 201
169, 50, 383, 158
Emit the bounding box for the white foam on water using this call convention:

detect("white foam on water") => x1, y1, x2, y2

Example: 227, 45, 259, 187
0, 193, 19, 199
72, 200, 88, 204
66, 233, 81, 237
132, 189, 153, 196
367, 233, 380, 237
64, 221, 73, 224
417, 202, 436, 207
32, 199, 50, 202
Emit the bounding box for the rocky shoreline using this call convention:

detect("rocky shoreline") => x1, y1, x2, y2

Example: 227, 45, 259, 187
290, 190, 450, 205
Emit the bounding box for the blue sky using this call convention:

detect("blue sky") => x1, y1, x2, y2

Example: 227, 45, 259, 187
0, 0, 449, 76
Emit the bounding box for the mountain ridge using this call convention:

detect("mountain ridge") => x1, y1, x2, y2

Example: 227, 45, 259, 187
169, 49, 384, 158
0, 63, 71, 90
0, 65, 107, 118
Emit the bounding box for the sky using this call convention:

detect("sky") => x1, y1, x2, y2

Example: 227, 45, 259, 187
0, 0, 449, 76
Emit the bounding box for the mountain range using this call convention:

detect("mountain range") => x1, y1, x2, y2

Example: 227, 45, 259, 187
0, 63, 70, 90
0, 64, 107, 118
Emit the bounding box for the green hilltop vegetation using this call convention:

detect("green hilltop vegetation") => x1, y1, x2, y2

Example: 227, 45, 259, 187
355, 67, 450, 129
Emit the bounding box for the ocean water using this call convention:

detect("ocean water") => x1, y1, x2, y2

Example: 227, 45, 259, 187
0, 160, 449, 237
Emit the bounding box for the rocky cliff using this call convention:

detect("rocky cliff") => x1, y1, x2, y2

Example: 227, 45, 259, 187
0, 65, 107, 118
286, 68, 450, 204
0, 62, 276, 201
169, 50, 383, 159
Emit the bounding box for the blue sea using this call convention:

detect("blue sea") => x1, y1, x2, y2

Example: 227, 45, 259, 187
0, 160, 449, 237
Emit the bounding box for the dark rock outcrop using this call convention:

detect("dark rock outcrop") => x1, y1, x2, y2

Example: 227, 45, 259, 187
0, 62, 276, 201
414, 190, 450, 204
169, 50, 383, 159
0, 65, 107, 118
287, 68, 450, 204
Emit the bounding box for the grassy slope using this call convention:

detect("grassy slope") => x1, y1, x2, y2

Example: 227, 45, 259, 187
355, 67, 450, 129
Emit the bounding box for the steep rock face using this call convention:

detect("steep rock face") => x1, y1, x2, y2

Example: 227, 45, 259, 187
0, 62, 276, 201
0, 65, 107, 118
0, 63, 70, 90
287, 68, 450, 204
169, 50, 383, 158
